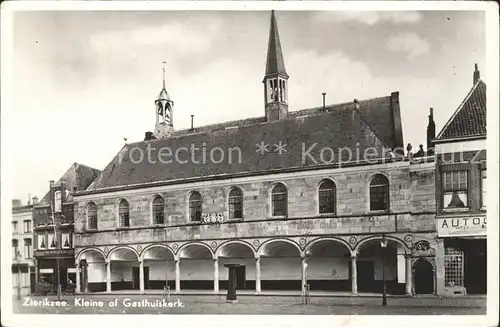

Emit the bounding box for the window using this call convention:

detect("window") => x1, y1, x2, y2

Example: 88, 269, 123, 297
152, 196, 165, 225
445, 247, 464, 286
12, 222, 18, 234
228, 188, 243, 219
319, 179, 336, 214
87, 203, 98, 230
23, 220, 31, 234
48, 233, 56, 249
62, 233, 71, 249
54, 190, 62, 213
272, 184, 288, 217
369, 174, 389, 211
481, 168, 487, 208
12, 240, 19, 260
189, 192, 202, 222
37, 233, 46, 250
24, 239, 32, 259
119, 199, 130, 227
442, 171, 468, 209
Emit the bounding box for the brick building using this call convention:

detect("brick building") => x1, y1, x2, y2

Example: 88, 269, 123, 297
433, 64, 487, 296
32, 162, 100, 292
12, 198, 37, 295
73, 11, 437, 296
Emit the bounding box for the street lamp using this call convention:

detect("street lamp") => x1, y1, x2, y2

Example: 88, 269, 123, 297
380, 234, 388, 306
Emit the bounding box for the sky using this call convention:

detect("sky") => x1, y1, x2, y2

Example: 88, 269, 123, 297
11, 10, 485, 202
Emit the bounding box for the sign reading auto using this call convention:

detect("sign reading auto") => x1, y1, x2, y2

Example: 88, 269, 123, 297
437, 216, 487, 237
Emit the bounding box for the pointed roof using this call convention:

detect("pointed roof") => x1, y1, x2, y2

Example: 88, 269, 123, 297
157, 62, 171, 101
436, 79, 486, 141
265, 10, 288, 78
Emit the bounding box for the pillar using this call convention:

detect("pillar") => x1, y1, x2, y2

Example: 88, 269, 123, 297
351, 255, 358, 295
34, 258, 39, 283
405, 255, 412, 295
213, 258, 219, 292
75, 263, 81, 293
175, 259, 180, 293
106, 261, 111, 293
139, 260, 144, 293
255, 257, 261, 294
301, 256, 308, 295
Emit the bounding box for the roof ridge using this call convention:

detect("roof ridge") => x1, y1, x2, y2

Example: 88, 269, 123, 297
436, 79, 483, 140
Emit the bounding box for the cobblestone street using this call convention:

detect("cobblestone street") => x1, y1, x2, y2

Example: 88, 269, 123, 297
13, 294, 486, 315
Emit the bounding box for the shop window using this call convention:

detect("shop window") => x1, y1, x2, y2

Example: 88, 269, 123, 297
442, 171, 468, 209
444, 247, 464, 286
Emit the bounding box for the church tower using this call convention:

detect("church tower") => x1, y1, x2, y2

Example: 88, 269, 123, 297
153, 62, 174, 138
263, 10, 289, 122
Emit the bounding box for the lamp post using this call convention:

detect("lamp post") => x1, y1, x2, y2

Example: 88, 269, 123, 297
380, 234, 387, 306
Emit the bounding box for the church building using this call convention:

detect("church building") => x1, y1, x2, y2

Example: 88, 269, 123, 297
73, 11, 437, 296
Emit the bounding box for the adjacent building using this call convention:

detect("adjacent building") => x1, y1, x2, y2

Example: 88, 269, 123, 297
433, 64, 487, 296
12, 198, 37, 295
32, 162, 100, 292
73, 11, 439, 296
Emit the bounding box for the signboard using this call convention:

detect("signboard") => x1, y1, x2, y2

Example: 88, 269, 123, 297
437, 216, 486, 237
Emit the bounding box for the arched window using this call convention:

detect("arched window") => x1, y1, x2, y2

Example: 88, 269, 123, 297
228, 187, 243, 219
118, 199, 130, 227
189, 192, 202, 222
87, 203, 97, 230
152, 196, 165, 225
271, 183, 288, 217
370, 174, 389, 211
319, 179, 336, 214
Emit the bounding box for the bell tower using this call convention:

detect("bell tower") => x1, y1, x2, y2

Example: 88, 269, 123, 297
154, 61, 174, 138
263, 10, 289, 122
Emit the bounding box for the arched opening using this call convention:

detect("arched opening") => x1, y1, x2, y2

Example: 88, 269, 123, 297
189, 192, 202, 222
86, 203, 97, 230
318, 180, 336, 214
259, 240, 301, 291
178, 243, 213, 290
118, 200, 130, 227
78, 249, 106, 293
356, 238, 407, 295
152, 196, 165, 225
142, 246, 175, 291
271, 184, 288, 217
305, 239, 351, 292
369, 174, 389, 211
414, 260, 434, 294
108, 247, 139, 291
217, 242, 255, 290
228, 188, 243, 220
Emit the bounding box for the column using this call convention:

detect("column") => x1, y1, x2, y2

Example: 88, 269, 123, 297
139, 260, 144, 293
255, 257, 261, 294
405, 255, 412, 295
34, 258, 39, 283
301, 256, 308, 295
175, 259, 180, 293
106, 261, 111, 293
351, 255, 358, 295
213, 258, 219, 292
75, 263, 81, 293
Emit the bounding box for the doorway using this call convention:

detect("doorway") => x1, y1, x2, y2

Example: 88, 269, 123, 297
414, 260, 434, 294
132, 266, 149, 290
235, 266, 246, 289
357, 261, 375, 293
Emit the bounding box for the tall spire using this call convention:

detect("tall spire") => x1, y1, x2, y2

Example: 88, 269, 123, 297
162, 61, 166, 90
265, 10, 288, 78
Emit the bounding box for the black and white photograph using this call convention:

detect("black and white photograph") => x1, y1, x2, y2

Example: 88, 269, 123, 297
1, 1, 498, 326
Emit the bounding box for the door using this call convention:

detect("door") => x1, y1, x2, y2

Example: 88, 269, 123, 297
235, 266, 246, 289
414, 260, 434, 294
357, 261, 375, 293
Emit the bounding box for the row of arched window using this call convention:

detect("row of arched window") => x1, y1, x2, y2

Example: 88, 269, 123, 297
85, 175, 390, 229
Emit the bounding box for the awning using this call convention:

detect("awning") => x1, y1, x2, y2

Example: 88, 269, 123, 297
39, 268, 53, 274
67, 268, 76, 273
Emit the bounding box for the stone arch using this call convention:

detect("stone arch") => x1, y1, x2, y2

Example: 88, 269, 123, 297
140, 244, 175, 261
107, 245, 139, 262
412, 257, 436, 295
177, 242, 215, 259
257, 238, 302, 257
76, 247, 106, 262
215, 240, 256, 258
305, 237, 354, 256
355, 235, 409, 254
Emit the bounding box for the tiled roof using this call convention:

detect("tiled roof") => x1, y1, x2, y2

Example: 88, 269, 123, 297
38, 163, 101, 206
88, 97, 400, 191
437, 80, 486, 140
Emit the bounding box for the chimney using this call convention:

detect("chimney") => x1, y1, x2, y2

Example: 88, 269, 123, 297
322, 93, 326, 111
427, 107, 436, 155
32, 196, 38, 205
27, 193, 31, 206
473, 63, 480, 85
190, 115, 194, 130
12, 199, 22, 207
